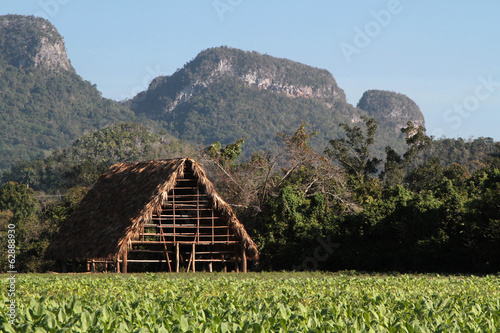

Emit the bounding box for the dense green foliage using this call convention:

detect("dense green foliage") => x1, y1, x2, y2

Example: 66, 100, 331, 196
0, 182, 43, 272
204, 120, 500, 273
417, 137, 500, 172
1, 273, 499, 332
2, 123, 197, 193
0, 64, 136, 173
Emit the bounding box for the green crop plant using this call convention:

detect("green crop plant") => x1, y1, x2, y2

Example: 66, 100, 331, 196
1, 272, 499, 332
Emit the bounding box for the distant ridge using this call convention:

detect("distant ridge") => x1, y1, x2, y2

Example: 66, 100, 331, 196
128, 46, 425, 155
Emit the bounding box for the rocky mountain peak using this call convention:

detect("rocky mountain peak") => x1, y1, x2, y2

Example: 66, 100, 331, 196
197, 47, 346, 103
357, 89, 425, 133
0, 14, 74, 72
132, 47, 347, 114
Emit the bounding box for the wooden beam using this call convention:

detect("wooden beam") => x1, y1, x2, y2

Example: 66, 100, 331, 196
192, 243, 196, 272
116, 256, 120, 273
176, 243, 180, 273
122, 250, 128, 274
131, 240, 239, 245
90, 259, 95, 273
242, 247, 247, 273
125, 259, 173, 263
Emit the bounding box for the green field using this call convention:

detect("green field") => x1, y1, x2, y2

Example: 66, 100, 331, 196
1, 272, 499, 332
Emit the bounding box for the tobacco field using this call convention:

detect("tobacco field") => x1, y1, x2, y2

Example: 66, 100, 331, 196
1, 272, 500, 332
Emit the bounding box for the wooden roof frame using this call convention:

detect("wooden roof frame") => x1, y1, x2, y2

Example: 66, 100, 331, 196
45, 158, 258, 272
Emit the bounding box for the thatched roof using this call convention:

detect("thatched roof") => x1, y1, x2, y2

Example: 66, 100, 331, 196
45, 158, 258, 261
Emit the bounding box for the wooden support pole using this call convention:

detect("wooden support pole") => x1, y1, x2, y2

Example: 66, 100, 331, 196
192, 243, 196, 272
186, 249, 193, 272
242, 247, 247, 273
90, 259, 95, 273
209, 262, 213, 273
116, 256, 120, 273
122, 250, 128, 274
176, 243, 180, 273
166, 248, 172, 273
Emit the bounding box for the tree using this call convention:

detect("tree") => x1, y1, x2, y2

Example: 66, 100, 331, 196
0, 182, 40, 272
404, 157, 444, 192
380, 121, 432, 187
324, 117, 381, 181
0, 182, 39, 236
204, 137, 246, 168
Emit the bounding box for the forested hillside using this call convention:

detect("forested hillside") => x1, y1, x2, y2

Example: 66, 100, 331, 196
127, 46, 425, 157
0, 15, 137, 173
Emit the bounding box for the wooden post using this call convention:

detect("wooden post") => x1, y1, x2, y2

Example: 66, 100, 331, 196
90, 259, 95, 273
86, 261, 90, 272
242, 247, 247, 273
209, 262, 213, 273
176, 243, 180, 273
192, 243, 196, 272
122, 250, 128, 274
116, 256, 120, 273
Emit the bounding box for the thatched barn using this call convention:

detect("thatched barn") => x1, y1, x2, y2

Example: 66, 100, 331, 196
45, 158, 258, 273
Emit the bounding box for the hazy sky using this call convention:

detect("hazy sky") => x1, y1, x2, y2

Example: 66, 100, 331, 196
2, 1, 500, 140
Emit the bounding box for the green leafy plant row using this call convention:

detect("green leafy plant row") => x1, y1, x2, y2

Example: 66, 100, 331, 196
1, 272, 499, 332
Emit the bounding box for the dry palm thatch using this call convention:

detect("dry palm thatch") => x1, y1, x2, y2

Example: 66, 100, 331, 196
45, 158, 258, 261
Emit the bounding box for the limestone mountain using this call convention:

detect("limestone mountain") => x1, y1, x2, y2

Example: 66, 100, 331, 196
357, 89, 425, 133
129, 46, 346, 115
0, 15, 73, 72
128, 46, 425, 156
0, 15, 136, 173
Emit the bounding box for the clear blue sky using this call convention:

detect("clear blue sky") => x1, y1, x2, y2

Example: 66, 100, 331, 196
2, 1, 500, 140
